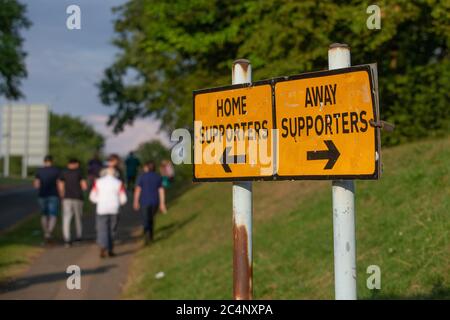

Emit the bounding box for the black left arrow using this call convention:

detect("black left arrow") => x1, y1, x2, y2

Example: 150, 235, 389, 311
221, 147, 246, 173
306, 140, 340, 170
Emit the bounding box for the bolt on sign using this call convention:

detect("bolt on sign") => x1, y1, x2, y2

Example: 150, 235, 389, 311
193, 64, 381, 181
193, 81, 275, 181
275, 65, 380, 179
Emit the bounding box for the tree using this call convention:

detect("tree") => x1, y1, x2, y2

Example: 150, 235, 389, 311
99, 0, 449, 145
0, 0, 30, 99
135, 140, 170, 165
49, 113, 104, 170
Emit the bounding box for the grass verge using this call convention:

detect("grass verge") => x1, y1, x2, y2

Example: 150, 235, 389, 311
0, 215, 44, 284
124, 136, 449, 299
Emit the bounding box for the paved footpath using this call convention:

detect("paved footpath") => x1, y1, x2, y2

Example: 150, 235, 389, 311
0, 200, 143, 300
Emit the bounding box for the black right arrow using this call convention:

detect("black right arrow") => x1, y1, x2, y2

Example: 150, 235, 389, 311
307, 140, 340, 170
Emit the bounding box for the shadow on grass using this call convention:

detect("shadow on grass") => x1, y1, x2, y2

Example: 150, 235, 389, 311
0, 264, 117, 293
153, 213, 199, 243
366, 278, 450, 300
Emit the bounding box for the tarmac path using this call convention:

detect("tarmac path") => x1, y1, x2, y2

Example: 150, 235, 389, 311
0, 200, 142, 300
0, 188, 39, 232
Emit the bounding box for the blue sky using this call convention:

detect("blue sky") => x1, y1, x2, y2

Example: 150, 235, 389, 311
2, 0, 168, 154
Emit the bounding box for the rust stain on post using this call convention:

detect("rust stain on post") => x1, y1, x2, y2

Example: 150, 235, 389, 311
329, 43, 350, 50
233, 222, 253, 300
233, 59, 251, 79
233, 59, 250, 71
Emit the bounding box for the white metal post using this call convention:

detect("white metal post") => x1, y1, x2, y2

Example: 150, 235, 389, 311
231, 59, 253, 300
328, 43, 357, 300
22, 105, 30, 178
3, 104, 11, 177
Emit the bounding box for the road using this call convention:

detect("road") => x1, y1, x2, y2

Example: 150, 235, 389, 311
0, 201, 142, 299
0, 188, 39, 231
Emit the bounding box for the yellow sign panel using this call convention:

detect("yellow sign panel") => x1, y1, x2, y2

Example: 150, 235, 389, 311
193, 83, 274, 181
193, 65, 380, 181
275, 67, 379, 178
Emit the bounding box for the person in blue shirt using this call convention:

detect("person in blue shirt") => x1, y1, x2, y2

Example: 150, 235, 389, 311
133, 161, 167, 244
34, 155, 60, 243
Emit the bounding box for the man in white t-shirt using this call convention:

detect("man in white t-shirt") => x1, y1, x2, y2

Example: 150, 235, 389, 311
89, 167, 127, 258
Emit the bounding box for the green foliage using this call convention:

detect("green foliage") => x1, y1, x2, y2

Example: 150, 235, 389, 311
0, 215, 43, 283
0, 156, 22, 177
135, 139, 170, 165
0, 0, 30, 99
49, 113, 104, 171
100, 0, 449, 145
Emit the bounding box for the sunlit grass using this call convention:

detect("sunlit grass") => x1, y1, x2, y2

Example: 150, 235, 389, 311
0, 216, 43, 284
123, 136, 449, 299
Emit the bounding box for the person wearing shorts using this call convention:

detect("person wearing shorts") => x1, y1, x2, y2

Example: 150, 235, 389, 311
34, 155, 60, 243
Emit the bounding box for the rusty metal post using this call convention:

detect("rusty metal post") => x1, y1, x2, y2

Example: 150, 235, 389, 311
328, 43, 357, 300
231, 59, 253, 300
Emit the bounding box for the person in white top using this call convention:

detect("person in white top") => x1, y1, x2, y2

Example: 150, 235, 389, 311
89, 167, 127, 258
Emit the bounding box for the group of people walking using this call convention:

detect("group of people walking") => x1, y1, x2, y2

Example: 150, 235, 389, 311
34, 152, 172, 258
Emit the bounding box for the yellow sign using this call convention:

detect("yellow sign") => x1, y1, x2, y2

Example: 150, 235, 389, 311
193, 83, 274, 181
193, 65, 380, 181
275, 67, 379, 178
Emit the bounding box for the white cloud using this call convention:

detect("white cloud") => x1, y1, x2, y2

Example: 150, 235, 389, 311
84, 114, 171, 155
